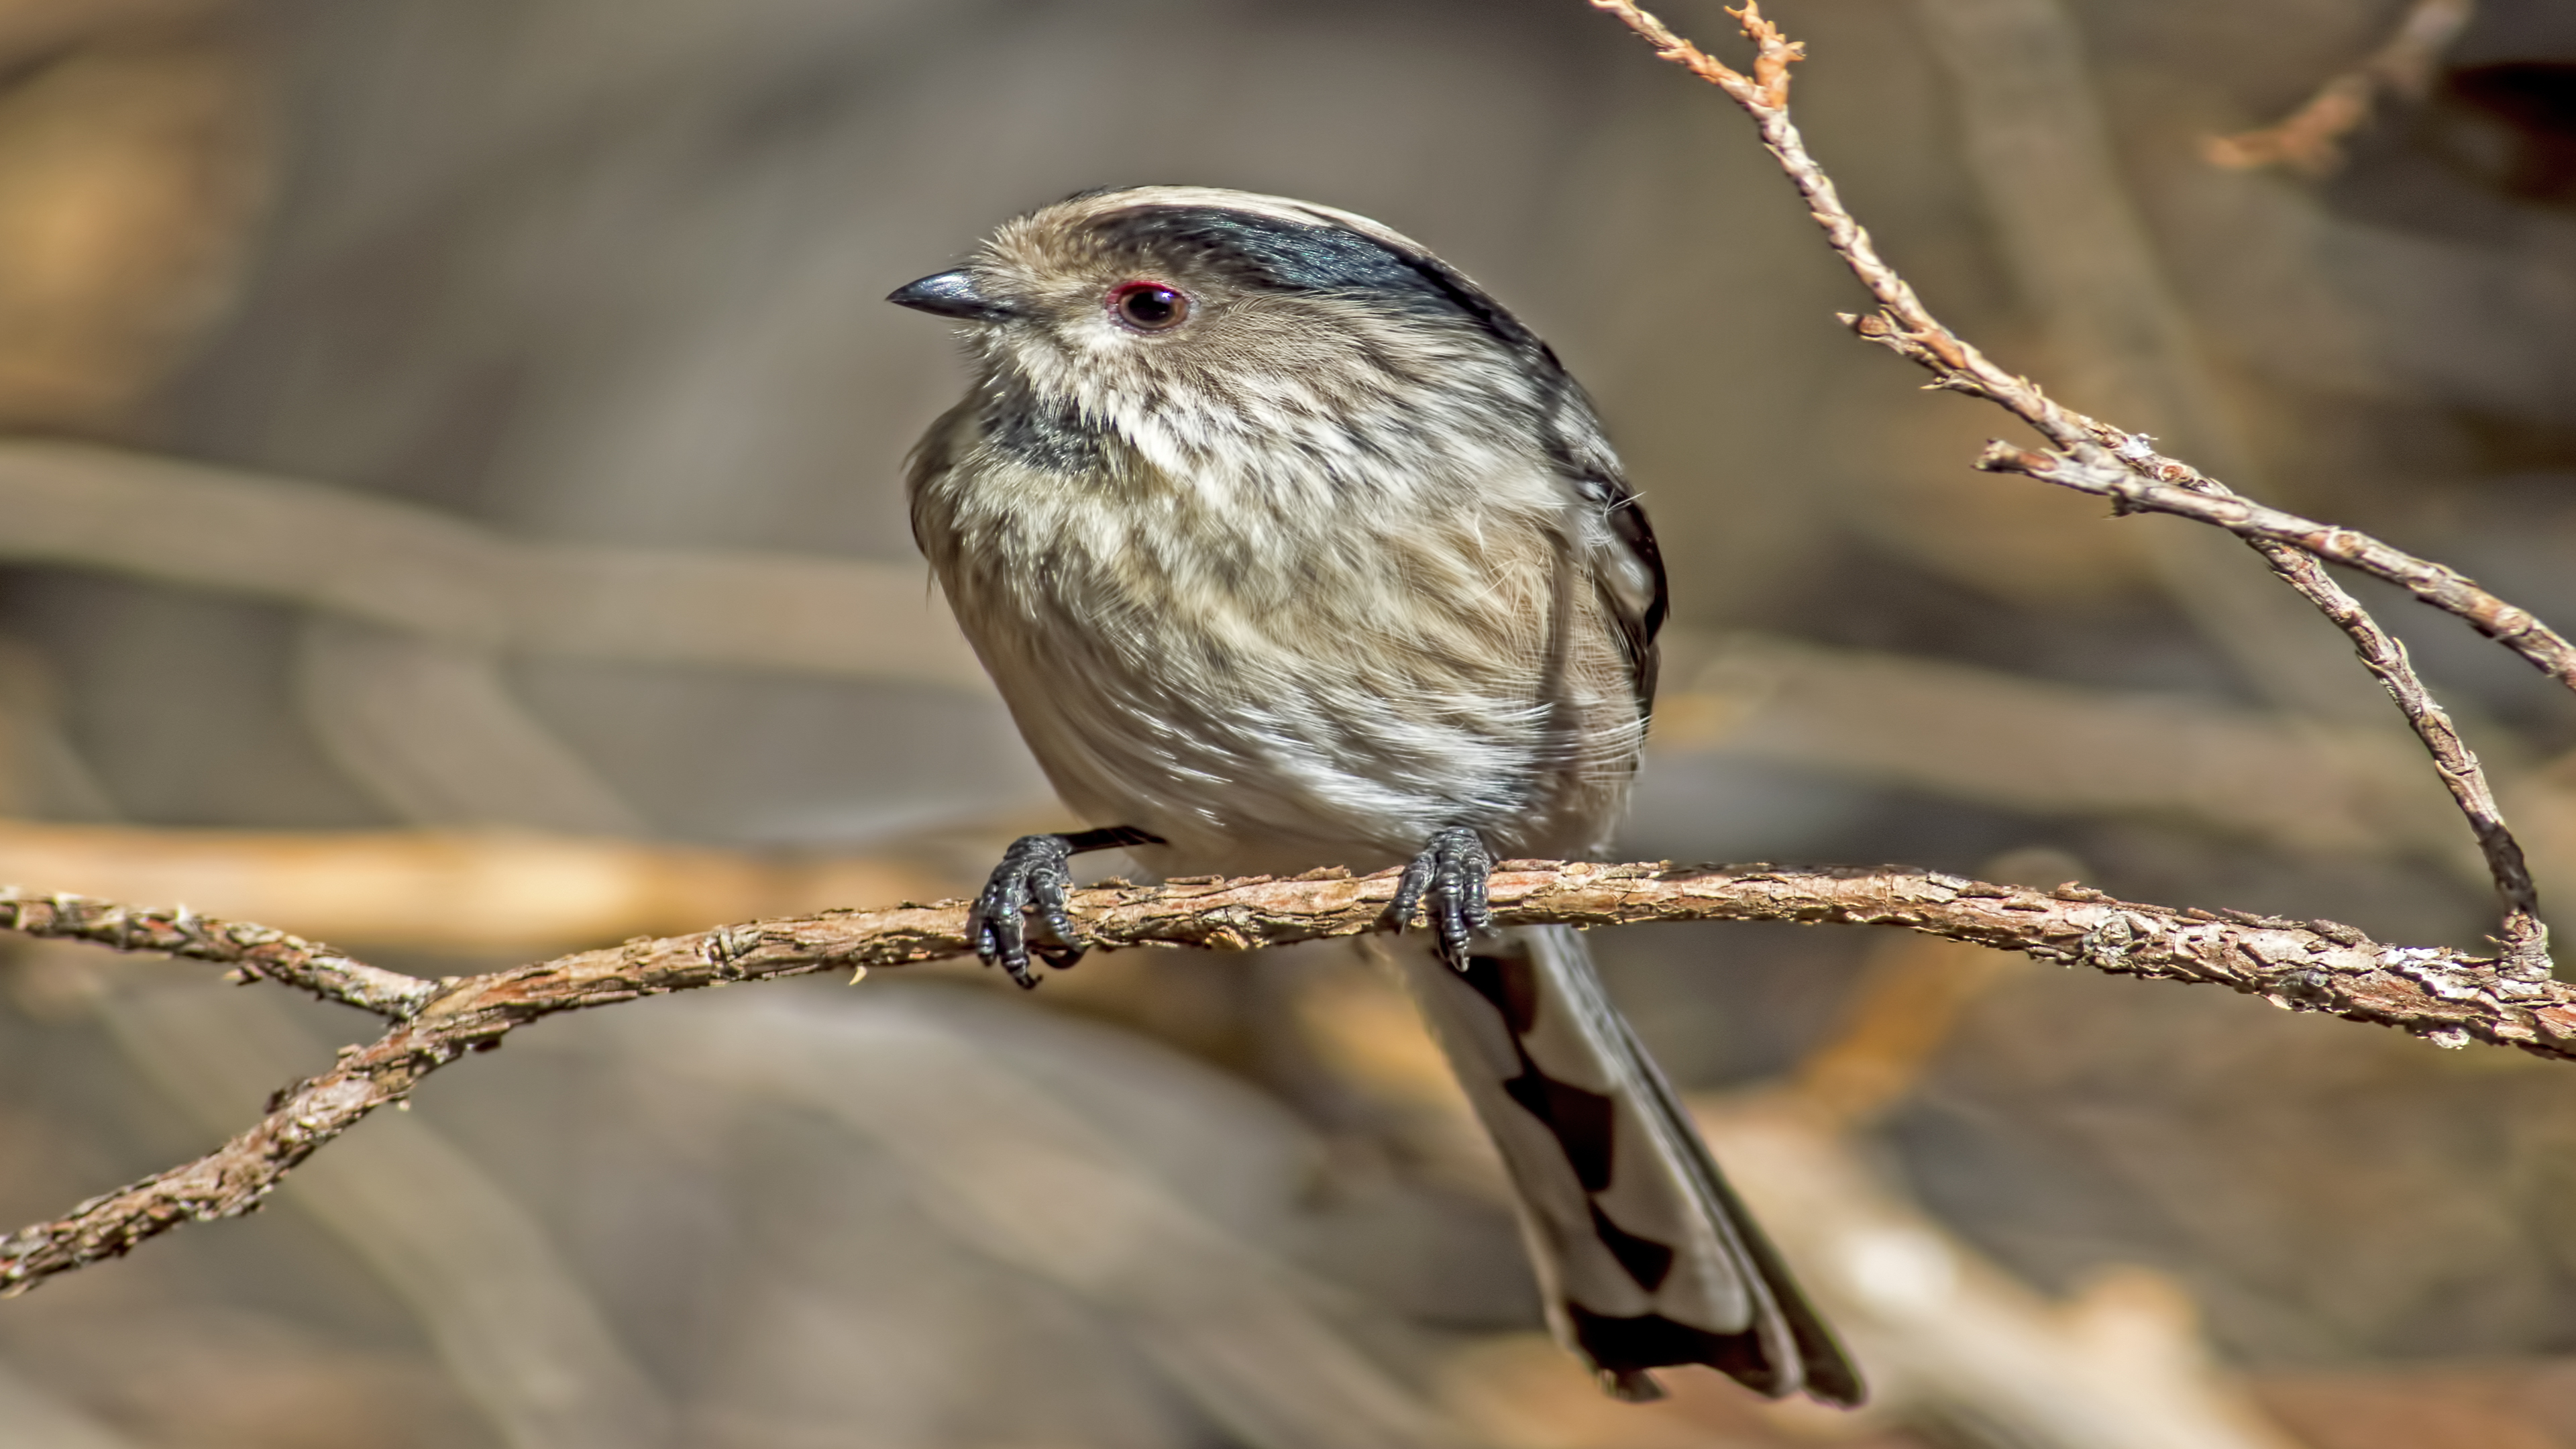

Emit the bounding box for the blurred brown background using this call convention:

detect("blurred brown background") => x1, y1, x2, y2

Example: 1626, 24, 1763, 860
6, 0, 2576, 1445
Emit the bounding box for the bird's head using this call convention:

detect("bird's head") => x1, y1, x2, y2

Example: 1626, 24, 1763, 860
888, 185, 1564, 468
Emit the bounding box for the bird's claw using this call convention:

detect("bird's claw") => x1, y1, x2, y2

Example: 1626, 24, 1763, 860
1389, 825, 1495, 968
967, 834, 1087, 987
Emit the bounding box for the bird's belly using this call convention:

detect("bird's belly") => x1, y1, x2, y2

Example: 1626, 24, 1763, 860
924, 458, 1644, 877
969, 596, 1631, 879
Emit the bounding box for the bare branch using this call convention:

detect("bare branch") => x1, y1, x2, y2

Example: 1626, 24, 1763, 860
1588, 0, 2561, 973
1595, 1, 2576, 697
1592, 4, 2573, 688
1582, 0, 1800, 109
2204, 0, 2475, 176
7, 861, 2571, 1295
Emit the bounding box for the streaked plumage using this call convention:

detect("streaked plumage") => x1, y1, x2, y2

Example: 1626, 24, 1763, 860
894, 184, 1859, 1406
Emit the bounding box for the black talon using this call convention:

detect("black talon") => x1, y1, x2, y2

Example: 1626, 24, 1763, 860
968, 834, 1079, 987
966, 825, 1165, 987
1388, 825, 1496, 968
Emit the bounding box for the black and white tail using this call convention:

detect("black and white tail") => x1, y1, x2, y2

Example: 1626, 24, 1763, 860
1387, 924, 1863, 1405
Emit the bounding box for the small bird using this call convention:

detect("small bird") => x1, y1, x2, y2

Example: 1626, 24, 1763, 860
891, 185, 1860, 1406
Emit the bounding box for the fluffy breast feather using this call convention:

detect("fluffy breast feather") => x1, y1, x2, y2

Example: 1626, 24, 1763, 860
910, 402, 1646, 876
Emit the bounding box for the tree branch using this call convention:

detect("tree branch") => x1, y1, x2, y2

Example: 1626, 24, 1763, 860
7, 862, 2572, 1296
1587, 0, 2560, 975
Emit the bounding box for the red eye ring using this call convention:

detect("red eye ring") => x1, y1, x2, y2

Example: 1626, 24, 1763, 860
1108, 280, 1189, 331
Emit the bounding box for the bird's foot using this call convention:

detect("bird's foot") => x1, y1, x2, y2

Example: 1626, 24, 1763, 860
1389, 825, 1495, 968
967, 834, 1087, 987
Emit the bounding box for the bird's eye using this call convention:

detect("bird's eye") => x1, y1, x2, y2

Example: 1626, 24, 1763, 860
1110, 282, 1189, 331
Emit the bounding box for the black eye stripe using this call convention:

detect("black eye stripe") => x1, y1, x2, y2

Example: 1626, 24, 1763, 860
1087, 205, 1543, 355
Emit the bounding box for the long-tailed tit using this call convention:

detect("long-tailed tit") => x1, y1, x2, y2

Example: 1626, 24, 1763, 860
892, 186, 1860, 1406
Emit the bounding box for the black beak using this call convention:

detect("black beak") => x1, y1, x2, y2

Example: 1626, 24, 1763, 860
887, 269, 1012, 322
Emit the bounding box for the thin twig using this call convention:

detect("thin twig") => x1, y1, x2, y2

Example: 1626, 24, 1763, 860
1585, 0, 2574, 692
2204, 0, 2476, 176
0, 888, 435, 1018
6, 864, 2572, 1295
1587, 0, 2558, 974
2229, 541, 2544, 971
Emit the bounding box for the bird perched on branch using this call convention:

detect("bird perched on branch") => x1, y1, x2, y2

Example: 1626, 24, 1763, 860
892, 184, 1860, 1407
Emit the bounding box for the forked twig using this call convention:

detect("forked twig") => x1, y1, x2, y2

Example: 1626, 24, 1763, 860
1588, 0, 2555, 975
